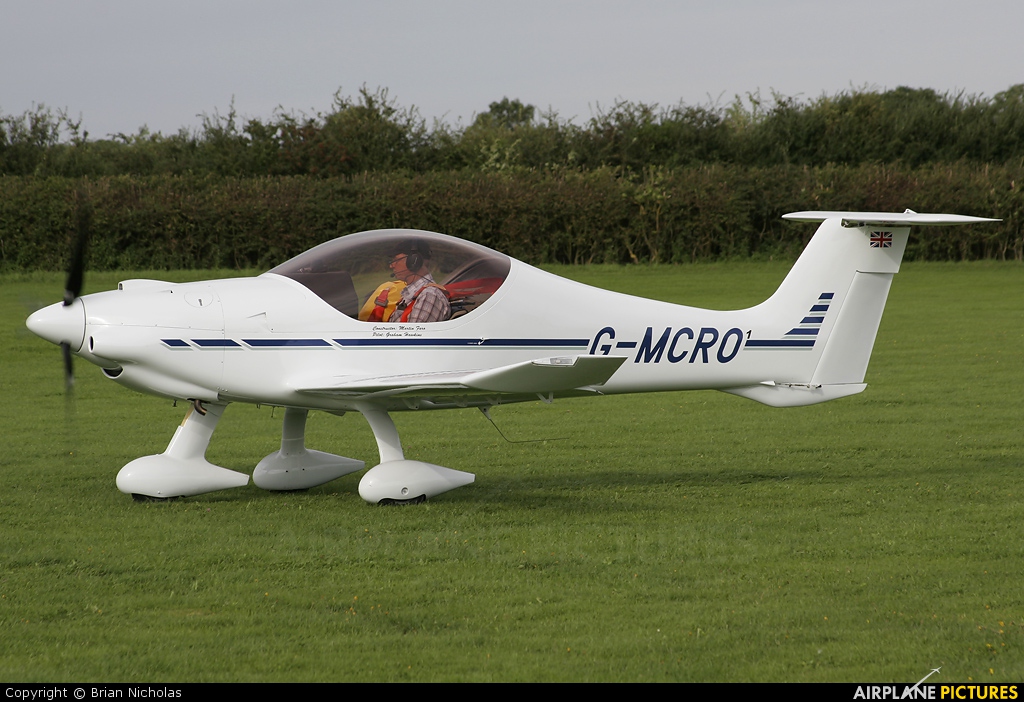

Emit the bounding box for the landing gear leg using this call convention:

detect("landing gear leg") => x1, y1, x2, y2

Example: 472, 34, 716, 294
253, 408, 364, 491
357, 407, 474, 504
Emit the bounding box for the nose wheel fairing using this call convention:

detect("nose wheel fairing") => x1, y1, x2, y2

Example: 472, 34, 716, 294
116, 403, 249, 499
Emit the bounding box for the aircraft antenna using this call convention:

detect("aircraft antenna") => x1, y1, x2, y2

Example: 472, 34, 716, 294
478, 407, 567, 444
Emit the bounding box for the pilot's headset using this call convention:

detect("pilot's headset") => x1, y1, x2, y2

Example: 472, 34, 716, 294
396, 240, 430, 272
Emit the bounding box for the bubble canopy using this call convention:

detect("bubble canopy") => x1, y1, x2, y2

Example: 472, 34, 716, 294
268, 230, 512, 321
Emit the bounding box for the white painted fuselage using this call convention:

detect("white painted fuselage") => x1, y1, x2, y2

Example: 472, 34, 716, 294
26, 212, 997, 501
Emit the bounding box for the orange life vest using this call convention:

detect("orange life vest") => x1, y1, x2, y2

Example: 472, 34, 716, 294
358, 281, 406, 322
359, 280, 450, 323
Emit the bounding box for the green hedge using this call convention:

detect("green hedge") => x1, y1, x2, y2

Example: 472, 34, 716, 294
1, 164, 1020, 271
7, 87, 1024, 176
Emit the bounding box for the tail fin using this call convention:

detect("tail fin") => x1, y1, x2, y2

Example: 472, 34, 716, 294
724, 210, 997, 407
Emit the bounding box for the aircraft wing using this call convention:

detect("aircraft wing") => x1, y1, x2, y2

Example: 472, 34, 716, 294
293, 355, 628, 400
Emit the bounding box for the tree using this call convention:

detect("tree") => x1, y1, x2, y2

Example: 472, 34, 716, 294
473, 98, 536, 130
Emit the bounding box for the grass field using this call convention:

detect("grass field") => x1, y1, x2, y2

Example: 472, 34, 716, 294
1, 261, 1022, 682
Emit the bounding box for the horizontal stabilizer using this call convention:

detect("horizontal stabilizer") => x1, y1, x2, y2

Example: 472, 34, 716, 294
721, 382, 866, 408
783, 211, 999, 227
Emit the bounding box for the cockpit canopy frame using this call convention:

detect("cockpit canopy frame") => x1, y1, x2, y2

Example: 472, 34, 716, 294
268, 229, 512, 321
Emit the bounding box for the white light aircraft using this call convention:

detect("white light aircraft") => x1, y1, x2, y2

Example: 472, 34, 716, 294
26, 210, 996, 503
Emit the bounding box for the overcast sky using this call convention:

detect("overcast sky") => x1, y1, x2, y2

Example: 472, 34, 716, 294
2, 0, 1022, 139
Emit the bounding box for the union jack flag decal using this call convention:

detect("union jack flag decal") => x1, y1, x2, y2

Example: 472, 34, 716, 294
870, 231, 892, 248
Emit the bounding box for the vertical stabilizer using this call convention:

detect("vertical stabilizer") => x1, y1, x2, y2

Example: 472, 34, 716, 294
769, 218, 909, 387
724, 211, 997, 407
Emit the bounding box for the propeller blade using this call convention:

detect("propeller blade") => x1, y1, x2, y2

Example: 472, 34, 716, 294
64, 193, 92, 306
61, 340, 75, 393
59, 192, 90, 413
61, 340, 78, 457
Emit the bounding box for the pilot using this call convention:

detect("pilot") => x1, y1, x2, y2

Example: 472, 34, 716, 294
386, 240, 451, 323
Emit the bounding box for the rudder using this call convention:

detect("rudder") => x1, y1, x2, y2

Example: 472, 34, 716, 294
724, 211, 997, 407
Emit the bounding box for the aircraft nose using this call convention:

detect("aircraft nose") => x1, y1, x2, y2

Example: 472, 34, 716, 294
26, 300, 86, 351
